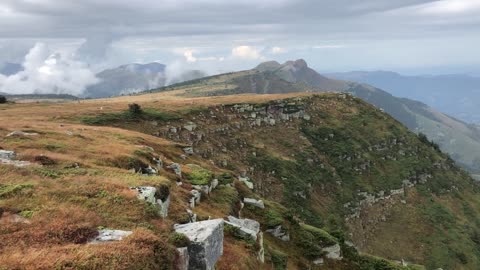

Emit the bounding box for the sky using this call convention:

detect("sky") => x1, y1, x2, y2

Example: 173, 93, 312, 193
1, 0, 480, 94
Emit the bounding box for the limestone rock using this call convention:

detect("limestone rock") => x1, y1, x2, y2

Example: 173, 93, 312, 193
183, 147, 194, 155
90, 229, 132, 243
226, 216, 260, 240
0, 150, 16, 160
168, 163, 182, 177
243, 198, 265, 209
158, 195, 171, 218
322, 243, 342, 260
131, 186, 157, 204
184, 122, 197, 132
174, 219, 224, 270
177, 247, 190, 270
266, 225, 290, 241
239, 176, 254, 189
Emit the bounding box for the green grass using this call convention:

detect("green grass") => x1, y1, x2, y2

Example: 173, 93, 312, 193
0, 183, 34, 198
187, 167, 213, 186
81, 108, 180, 125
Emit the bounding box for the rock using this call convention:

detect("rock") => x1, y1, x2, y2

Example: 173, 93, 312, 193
0, 150, 16, 160
90, 229, 132, 244
243, 198, 265, 209
226, 216, 260, 240
258, 232, 265, 263
313, 258, 324, 265
174, 219, 224, 270
183, 147, 194, 155
239, 176, 254, 189
177, 247, 190, 270
184, 122, 197, 132
153, 157, 163, 168
158, 195, 170, 218
210, 179, 219, 190
131, 186, 157, 204
190, 190, 202, 208
266, 225, 290, 241
0, 159, 31, 167
187, 209, 197, 223
6, 131, 39, 137
322, 244, 342, 260
168, 163, 182, 177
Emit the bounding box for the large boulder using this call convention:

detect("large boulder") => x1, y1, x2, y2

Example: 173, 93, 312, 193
322, 243, 342, 260
131, 186, 170, 218
174, 219, 224, 270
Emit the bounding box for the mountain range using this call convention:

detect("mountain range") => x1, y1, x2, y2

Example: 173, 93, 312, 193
328, 71, 480, 124
149, 59, 480, 175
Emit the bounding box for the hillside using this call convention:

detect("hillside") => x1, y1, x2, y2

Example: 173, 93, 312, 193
83, 63, 207, 98
328, 71, 480, 124
1, 91, 480, 269
149, 60, 480, 175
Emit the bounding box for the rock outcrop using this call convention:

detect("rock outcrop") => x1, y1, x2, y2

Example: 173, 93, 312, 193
174, 219, 224, 270
225, 216, 260, 240
90, 229, 132, 244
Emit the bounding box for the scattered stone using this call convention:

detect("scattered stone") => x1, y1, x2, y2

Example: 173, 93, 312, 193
183, 147, 194, 155
243, 198, 265, 209
153, 157, 163, 168
187, 209, 197, 223
0, 150, 16, 160
168, 163, 182, 177
266, 225, 290, 241
226, 216, 260, 240
322, 244, 342, 260
239, 176, 254, 189
313, 258, 324, 265
131, 186, 170, 218
158, 195, 171, 218
6, 131, 39, 137
190, 190, 202, 208
184, 122, 197, 132
174, 219, 224, 270
90, 229, 132, 244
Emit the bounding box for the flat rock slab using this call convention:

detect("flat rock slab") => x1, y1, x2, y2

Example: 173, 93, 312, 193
0, 150, 16, 160
175, 219, 224, 270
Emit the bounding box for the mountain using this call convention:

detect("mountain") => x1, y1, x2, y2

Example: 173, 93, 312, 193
2, 89, 479, 269
84, 62, 208, 98
327, 71, 480, 124
0, 62, 23, 76
149, 59, 480, 175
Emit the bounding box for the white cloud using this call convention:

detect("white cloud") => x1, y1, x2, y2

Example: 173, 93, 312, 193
231, 45, 262, 59
271, 46, 287, 54
183, 49, 197, 62
416, 0, 480, 15
0, 43, 98, 95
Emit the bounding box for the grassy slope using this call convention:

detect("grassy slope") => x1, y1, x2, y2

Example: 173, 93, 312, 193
2, 91, 480, 269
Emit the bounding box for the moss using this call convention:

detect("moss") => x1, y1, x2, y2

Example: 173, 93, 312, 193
187, 167, 213, 185
168, 232, 190, 247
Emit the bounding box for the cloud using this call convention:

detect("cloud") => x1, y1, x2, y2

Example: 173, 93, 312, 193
183, 49, 197, 62
271, 46, 287, 54
312, 45, 347, 49
0, 43, 98, 95
232, 46, 262, 60
416, 0, 480, 15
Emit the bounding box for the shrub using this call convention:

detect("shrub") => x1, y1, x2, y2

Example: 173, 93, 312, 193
128, 103, 143, 115
269, 249, 288, 270
0, 95, 6, 104
187, 167, 213, 185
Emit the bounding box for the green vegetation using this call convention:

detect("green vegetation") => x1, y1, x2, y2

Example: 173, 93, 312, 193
0, 95, 6, 104
0, 183, 34, 198
269, 248, 288, 270
81, 106, 180, 125
187, 166, 213, 185
168, 232, 190, 247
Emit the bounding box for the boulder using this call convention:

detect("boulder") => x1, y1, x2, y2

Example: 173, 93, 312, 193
266, 225, 290, 241
0, 150, 16, 160
183, 147, 194, 155
174, 219, 224, 270
322, 244, 342, 260
131, 186, 157, 204
90, 229, 132, 244
158, 195, 170, 218
168, 163, 182, 177
239, 176, 254, 189
190, 190, 202, 208
243, 198, 265, 209
226, 216, 260, 240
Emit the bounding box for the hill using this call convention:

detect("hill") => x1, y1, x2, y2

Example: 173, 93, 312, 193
84, 63, 207, 98
149, 60, 480, 175
1, 91, 479, 269
327, 71, 480, 124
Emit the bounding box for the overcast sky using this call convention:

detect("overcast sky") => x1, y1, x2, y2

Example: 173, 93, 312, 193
1, 0, 480, 77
